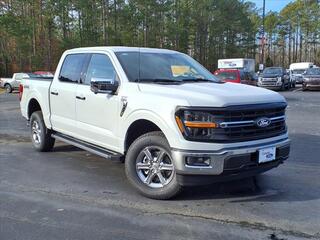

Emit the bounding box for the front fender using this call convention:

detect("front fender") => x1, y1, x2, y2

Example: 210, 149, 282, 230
120, 109, 182, 152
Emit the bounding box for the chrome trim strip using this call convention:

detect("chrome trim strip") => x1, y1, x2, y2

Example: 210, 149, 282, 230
171, 137, 289, 154
219, 115, 285, 128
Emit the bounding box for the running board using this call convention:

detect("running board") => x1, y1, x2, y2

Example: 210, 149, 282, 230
51, 133, 122, 161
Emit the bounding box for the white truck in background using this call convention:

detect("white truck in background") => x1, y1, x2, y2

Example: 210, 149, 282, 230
0, 73, 30, 93
289, 62, 315, 84
218, 58, 255, 73
19, 47, 290, 199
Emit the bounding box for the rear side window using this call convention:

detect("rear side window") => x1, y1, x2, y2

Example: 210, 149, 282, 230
84, 54, 117, 85
59, 54, 87, 83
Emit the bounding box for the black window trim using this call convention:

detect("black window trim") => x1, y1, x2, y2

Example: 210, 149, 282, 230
80, 54, 92, 85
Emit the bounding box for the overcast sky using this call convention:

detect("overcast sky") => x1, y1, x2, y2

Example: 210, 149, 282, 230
247, 0, 294, 12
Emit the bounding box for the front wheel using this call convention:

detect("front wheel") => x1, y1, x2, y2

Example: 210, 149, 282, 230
30, 111, 55, 152
125, 131, 182, 199
5, 84, 12, 93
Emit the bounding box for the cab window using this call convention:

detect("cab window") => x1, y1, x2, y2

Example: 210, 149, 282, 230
59, 54, 87, 83
84, 54, 117, 85
15, 73, 25, 80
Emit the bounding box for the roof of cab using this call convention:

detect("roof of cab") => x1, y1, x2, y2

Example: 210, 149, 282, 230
65, 46, 179, 54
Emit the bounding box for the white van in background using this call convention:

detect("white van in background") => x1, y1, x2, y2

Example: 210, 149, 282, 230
289, 62, 314, 84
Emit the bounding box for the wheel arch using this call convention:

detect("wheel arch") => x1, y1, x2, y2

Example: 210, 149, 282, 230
124, 119, 163, 153
27, 98, 43, 119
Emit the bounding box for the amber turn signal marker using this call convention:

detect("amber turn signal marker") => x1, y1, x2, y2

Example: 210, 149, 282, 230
184, 121, 217, 128
175, 116, 185, 133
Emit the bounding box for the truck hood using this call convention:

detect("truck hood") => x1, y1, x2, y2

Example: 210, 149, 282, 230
138, 82, 285, 107
261, 74, 281, 78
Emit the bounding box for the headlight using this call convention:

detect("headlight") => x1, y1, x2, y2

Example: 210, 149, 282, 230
303, 78, 310, 82
175, 109, 218, 140
276, 77, 282, 85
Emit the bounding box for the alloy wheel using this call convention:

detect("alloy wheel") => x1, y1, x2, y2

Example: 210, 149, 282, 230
135, 146, 174, 188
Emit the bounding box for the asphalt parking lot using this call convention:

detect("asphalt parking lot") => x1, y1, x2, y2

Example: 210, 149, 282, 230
0, 88, 319, 240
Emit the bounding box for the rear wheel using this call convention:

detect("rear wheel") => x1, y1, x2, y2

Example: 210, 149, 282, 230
125, 131, 182, 199
5, 84, 12, 93
30, 111, 55, 152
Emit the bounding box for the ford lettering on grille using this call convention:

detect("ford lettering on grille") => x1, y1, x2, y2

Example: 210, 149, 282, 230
256, 118, 271, 128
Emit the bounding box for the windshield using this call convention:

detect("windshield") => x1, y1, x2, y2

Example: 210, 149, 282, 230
115, 51, 220, 83
292, 69, 305, 74
306, 68, 320, 75
263, 68, 282, 75
215, 71, 238, 81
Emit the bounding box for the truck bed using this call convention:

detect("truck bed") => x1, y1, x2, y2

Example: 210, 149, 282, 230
20, 77, 54, 129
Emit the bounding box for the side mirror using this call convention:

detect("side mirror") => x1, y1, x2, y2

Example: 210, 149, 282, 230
90, 77, 119, 94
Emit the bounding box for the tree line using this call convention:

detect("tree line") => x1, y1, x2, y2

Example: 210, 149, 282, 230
263, 0, 320, 68
0, 0, 319, 77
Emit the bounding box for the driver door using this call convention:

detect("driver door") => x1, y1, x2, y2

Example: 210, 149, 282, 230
75, 53, 120, 152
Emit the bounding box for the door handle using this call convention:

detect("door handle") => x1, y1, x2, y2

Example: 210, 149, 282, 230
50, 91, 58, 96
76, 96, 86, 100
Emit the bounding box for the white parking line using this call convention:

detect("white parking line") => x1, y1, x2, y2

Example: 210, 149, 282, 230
293, 88, 302, 92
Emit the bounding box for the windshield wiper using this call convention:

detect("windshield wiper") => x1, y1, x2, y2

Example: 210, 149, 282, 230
180, 78, 219, 83
135, 78, 182, 84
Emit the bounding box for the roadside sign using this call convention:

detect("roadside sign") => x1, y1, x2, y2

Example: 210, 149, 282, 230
259, 64, 264, 71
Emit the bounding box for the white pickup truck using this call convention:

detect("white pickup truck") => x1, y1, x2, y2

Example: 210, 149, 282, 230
0, 73, 30, 93
20, 47, 290, 199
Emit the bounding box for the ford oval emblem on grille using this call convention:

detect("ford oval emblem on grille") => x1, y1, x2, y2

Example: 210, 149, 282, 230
256, 117, 271, 128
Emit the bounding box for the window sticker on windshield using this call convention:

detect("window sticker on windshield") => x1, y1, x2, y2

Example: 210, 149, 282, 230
171, 65, 191, 77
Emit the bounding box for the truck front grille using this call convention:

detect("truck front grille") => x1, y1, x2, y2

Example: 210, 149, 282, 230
260, 78, 278, 86
194, 103, 287, 143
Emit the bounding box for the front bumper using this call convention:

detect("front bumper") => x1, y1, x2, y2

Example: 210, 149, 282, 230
171, 138, 290, 186
258, 82, 283, 90
303, 82, 320, 90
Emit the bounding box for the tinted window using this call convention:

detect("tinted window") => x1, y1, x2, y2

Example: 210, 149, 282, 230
84, 54, 117, 85
292, 69, 305, 74
215, 71, 238, 81
59, 54, 87, 83
306, 68, 320, 75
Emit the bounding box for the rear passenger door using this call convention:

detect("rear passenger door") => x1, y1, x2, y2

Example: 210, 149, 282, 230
50, 53, 87, 137
75, 53, 121, 152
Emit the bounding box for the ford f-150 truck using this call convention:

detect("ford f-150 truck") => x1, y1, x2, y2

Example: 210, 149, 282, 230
258, 67, 291, 90
20, 47, 290, 199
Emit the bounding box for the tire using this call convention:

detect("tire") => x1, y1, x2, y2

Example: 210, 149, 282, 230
5, 84, 12, 93
286, 83, 290, 90
125, 131, 182, 200
30, 111, 55, 152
